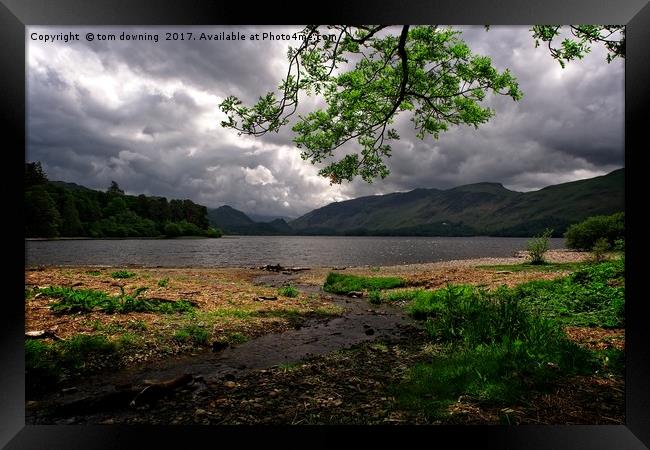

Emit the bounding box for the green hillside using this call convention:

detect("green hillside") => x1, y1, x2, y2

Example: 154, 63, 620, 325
289, 169, 624, 237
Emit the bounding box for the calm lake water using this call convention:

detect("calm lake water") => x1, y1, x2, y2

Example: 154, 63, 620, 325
25, 236, 566, 268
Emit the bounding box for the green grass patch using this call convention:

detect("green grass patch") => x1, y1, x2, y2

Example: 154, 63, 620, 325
403, 259, 624, 328
86, 270, 102, 276
37, 286, 195, 315
514, 259, 624, 328
111, 270, 136, 279
173, 324, 209, 346
278, 285, 299, 298
223, 331, 248, 344
115, 332, 143, 349
157, 277, 170, 287
398, 337, 596, 420
396, 259, 625, 420
26, 334, 118, 395
368, 290, 382, 305
277, 362, 300, 372
126, 319, 148, 331
323, 272, 406, 294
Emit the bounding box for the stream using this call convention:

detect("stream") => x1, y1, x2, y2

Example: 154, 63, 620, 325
26, 273, 420, 423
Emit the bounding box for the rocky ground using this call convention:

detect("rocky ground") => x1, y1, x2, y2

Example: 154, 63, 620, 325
24, 250, 624, 425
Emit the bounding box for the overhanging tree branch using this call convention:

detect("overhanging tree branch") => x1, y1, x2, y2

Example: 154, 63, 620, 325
220, 24, 621, 184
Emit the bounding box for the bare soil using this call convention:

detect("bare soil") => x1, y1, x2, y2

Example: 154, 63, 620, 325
25, 250, 624, 425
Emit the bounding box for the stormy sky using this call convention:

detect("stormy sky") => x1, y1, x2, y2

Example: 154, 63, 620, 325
27, 26, 624, 219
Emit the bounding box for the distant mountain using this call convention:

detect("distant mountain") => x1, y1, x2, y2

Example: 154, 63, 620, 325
247, 213, 295, 223
207, 206, 293, 235
288, 169, 624, 237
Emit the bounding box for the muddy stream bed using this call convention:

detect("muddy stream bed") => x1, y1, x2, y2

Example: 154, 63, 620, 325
26, 272, 420, 423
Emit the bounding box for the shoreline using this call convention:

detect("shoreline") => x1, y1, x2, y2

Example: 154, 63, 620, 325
24, 250, 624, 425
24, 249, 589, 271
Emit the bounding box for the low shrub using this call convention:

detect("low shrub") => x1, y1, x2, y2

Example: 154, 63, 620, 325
564, 212, 624, 250
526, 228, 552, 265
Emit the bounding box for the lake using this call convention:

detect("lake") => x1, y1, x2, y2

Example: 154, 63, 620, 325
25, 236, 566, 268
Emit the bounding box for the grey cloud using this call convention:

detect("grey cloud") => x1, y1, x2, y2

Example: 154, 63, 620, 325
27, 25, 623, 218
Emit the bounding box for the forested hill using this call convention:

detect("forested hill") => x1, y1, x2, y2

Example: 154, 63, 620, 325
25, 162, 222, 238
289, 168, 625, 237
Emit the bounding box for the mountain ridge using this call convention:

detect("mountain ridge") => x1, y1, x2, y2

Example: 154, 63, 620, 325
184, 169, 624, 237
286, 169, 623, 236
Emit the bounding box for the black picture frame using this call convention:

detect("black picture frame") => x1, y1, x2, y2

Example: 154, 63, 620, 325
3, 0, 649, 448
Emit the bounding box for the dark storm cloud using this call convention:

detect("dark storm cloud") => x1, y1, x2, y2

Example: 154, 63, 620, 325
27, 25, 623, 217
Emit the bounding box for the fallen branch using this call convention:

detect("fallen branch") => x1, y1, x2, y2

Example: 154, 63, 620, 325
25, 326, 62, 341
257, 264, 310, 273
54, 373, 196, 415
130, 373, 194, 407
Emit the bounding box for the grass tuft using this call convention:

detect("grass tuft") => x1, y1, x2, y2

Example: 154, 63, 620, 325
111, 270, 136, 279
173, 324, 209, 346
323, 272, 406, 294
278, 285, 299, 298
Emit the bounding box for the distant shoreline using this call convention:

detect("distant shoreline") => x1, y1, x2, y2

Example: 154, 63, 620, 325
25, 236, 222, 241
26, 234, 563, 240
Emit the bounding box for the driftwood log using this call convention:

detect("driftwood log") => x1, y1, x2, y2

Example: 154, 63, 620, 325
130, 373, 194, 407
25, 326, 62, 341
257, 264, 310, 273
53, 373, 195, 415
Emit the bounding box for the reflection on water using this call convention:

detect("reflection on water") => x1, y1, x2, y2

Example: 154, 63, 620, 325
25, 236, 566, 268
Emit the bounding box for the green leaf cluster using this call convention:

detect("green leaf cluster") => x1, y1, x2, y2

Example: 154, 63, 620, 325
221, 26, 522, 183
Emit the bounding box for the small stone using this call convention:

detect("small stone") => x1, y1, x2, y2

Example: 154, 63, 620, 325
61, 387, 78, 395
194, 408, 207, 416
100, 418, 115, 425
224, 381, 237, 389
269, 390, 279, 398
212, 341, 228, 352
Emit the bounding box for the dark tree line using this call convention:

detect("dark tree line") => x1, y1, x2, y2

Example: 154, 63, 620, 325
25, 162, 222, 238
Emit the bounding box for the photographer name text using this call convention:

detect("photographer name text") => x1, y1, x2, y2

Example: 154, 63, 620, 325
30, 31, 336, 44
